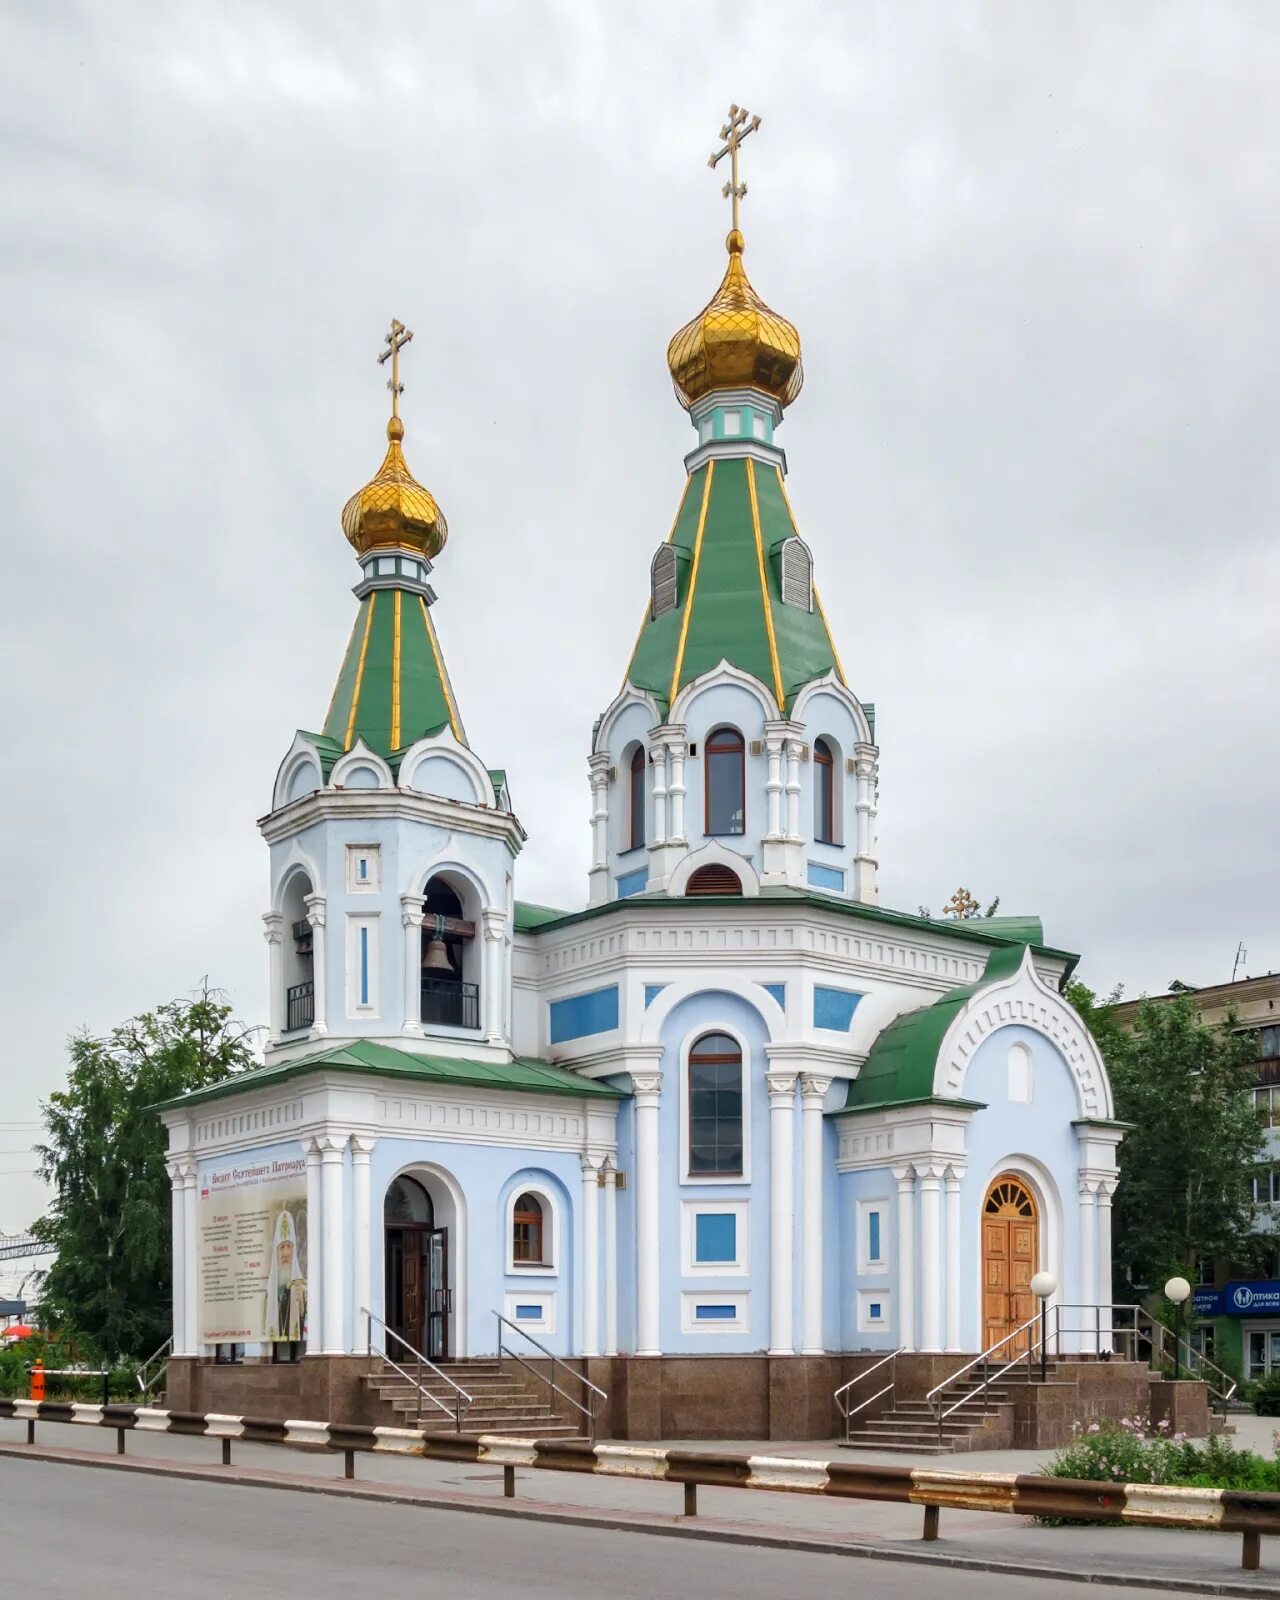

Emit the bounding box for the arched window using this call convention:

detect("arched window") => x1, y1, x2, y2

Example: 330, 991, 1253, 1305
512, 1192, 545, 1264
688, 1032, 744, 1177
705, 726, 745, 836
629, 746, 646, 850
686, 863, 743, 896
814, 737, 835, 844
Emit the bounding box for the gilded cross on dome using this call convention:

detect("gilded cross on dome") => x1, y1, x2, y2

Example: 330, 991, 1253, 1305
708, 104, 761, 234
377, 318, 414, 419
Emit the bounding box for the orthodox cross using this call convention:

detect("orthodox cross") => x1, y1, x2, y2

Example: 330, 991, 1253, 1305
708, 104, 762, 233
377, 318, 414, 418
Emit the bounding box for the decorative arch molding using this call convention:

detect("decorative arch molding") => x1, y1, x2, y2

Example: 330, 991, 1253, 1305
638, 973, 784, 1047
670, 658, 780, 728
934, 946, 1114, 1119
667, 839, 761, 899
498, 1170, 571, 1276
791, 671, 873, 746
975, 1150, 1066, 1332
594, 685, 663, 758
406, 855, 494, 912
330, 740, 394, 791
273, 848, 323, 911
399, 728, 493, 808
272, 733, 325, 812
385, 1158, 468, 1358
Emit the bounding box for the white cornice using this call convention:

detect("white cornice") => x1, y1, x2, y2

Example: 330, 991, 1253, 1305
683, 438, 787, 476
259, 787, 527, 851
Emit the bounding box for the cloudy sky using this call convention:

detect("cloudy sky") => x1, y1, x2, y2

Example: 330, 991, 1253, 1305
1, 0, 1277, 1239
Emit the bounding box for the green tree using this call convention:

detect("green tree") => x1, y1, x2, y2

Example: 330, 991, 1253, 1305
1080, 991, 1272, 1291
33, 985, 256, 1360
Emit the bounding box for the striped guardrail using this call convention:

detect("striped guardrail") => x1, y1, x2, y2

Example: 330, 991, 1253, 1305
1, 1398, 1276, 1572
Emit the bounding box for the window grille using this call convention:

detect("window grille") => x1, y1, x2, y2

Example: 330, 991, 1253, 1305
651, 545, 679, 618
779, 537, 813, 610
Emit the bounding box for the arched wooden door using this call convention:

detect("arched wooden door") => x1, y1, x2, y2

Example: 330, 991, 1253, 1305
982, 1175, 1039, 1352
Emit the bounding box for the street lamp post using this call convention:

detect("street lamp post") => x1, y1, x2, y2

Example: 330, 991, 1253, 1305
1165, 1276, 1192, 1381
1030, 1271, 1058, 1383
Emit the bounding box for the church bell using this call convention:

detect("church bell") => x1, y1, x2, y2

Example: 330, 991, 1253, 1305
422, 914, 454, 973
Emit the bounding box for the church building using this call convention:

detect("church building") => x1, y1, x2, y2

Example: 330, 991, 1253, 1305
160, 110, 1123, 1441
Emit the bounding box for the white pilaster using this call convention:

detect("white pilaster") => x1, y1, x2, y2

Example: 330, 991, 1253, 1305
650, 745, 668, 846
482, 908, 506, 1043
784, 739, 802, 841
400, 894, 425, 1036
181, 1163, 198, 1355
765, 734, 784, 840
587, 753, 610, 905
852, 743, 879, 903
167, 1160, 188, 1354
944, 1165, 964, 1353
767, 1071, 798, 1355
633, 1071, 663, 1356
918, 1164, 944, 1352
351, 1136, 374, 1351
305, 1138, 324, 1355
304, 893, 328, 1036
603, 1161, 619, 1357
262, 913, 284, 1044
666, 729, 688, 845
1097, 1177, 1116, 1343
894, 1164, 917, 1353
800, 1074, 831, 1355
580, 1155, 600, 1358
320, 1136, 345, 1354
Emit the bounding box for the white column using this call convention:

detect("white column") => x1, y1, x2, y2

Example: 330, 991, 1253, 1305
894, 1164, 916, 1353
800, 1074, 831, 1355
603, 1162, 619, 1357
167, 1160, 187, 1355
304, 893, 327, 1035
784, 740, 802, 841
918, 1164, 944, 1352
482, 908, 506, 1042
1096, 1177, 1115, 1346
765, 736, 784, 839
580, 1156, 600, 1357
305, 1138, 324, 1355
944, 1165, 963, 1353
182, 1164, 199, 1356
588, 758, 609, 870
400, 894, 424, 1036
351, 1137, 374, 1351
262, 913, 284, 1044
633, 1072, 663, 1356
767, 1072, 798, 1355
651, 746, 668, 845
667, 731, 688, 844
320, 1136, 346, 1354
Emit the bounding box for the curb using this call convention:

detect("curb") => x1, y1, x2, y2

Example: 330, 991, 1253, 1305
0, 1441, 1269, 1598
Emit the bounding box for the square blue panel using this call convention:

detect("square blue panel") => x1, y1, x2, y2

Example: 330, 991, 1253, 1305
694, 1212, 737, 1264
549, 985, 620, 1044
869, 1302, 882, 1321
693, 1304, 736, 1321
813, 985, 862, 1031
807, 862, 846, 893
514, 1304, 542, 1321
616, 867, 648, 899
644, 983, 667, 1009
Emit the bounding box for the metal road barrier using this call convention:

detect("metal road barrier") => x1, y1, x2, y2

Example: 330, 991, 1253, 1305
1, 1399, 1278, 1573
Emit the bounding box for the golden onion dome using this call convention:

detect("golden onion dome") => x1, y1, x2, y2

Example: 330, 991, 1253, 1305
340, 415, 448, 559
667, 229, 803, 411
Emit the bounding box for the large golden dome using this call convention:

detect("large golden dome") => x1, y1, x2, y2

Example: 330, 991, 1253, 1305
667, 229, 803, 411
341, 415, 448, 559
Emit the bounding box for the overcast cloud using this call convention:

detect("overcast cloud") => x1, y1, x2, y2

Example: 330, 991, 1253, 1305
1, 0, 1277, 1242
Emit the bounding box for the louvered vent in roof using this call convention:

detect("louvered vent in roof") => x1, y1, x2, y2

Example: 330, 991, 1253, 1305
780, 536, 813, 611
651, 544, 679, 619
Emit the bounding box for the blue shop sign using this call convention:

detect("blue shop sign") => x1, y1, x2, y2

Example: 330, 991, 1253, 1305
1200, 1280, 1280, 1318
1192, 1288, 1221, 1315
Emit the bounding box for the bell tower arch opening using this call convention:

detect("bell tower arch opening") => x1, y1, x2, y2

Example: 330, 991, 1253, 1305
420, 871, 482, 1030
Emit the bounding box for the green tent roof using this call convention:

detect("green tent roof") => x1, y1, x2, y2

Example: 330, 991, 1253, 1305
625, 458, 846, 717
154, 1038, 625, 1111
322, 587, 467, 762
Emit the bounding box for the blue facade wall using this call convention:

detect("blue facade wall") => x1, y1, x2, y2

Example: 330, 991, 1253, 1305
549, 985, 620, 1044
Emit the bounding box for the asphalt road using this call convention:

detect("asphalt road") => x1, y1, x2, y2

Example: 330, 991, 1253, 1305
3, 1455, 1202, 1599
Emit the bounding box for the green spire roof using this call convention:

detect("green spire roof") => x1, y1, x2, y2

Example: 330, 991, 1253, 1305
322, 587, 466, 760
624, 458, 845, 717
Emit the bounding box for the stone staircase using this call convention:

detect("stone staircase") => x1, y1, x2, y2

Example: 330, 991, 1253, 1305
363, 1357, 586, 1438
842, 1362, 1058, 1455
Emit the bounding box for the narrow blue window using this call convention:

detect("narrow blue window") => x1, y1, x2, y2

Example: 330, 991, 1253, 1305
358, 856, 368, 881
869, 1302, 882, 1320
514, 1304, 541, 1321
359, 926, 369, 1005
868, 1210, 882, 1263
694, 1304, 736, 1321
694, 1213, 737, 1265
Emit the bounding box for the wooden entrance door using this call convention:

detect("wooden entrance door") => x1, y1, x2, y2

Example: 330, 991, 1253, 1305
982, 1176, 1039, 1352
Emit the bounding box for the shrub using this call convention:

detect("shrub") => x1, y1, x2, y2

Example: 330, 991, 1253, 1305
1252, 1374, 1280, 1417
1045, 1415, 1280, 1501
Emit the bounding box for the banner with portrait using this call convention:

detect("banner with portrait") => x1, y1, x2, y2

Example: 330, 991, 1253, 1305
197, 1142, 308, 1344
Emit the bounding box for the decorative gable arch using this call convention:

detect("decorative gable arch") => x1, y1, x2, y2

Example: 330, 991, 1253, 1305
670, 659, 780, 728
668, 839, 760, 898
594, 684, 663, 758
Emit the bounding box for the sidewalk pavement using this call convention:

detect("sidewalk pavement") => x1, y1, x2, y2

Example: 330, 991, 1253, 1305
1, 1415, 1275, 1595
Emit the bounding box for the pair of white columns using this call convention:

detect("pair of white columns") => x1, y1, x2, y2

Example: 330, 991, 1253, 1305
1077, 1175, 1117, 1348
306, 1133, 374, 1355
893, 1162, 965, 1354
167, 1159, 199, 1355
762, 726, 805, 842
578, 1155, 619, 1358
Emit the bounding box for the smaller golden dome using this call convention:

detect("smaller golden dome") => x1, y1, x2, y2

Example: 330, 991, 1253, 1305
341, 416, 448, 559
667, 231, 803, 411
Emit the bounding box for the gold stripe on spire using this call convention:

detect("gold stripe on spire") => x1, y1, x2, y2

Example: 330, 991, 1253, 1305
669, 460, 715, 706
622, 474, 693, 691
747, 458, 785, 712
419, 595, 464, 743
344, 593, 377, 750
774, 465, 847, 686
324, 613, 360, 731
390, 589, 403, 750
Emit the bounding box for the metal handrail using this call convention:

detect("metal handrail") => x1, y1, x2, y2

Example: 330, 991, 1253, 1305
834, 1347, 904, 1441
493, 1311, 606, 1442
1045, 1302, 1238, 1412
136, 1335, 173, 1397
362, 1307, 473, 1430
926, 1314, 1042, 1443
